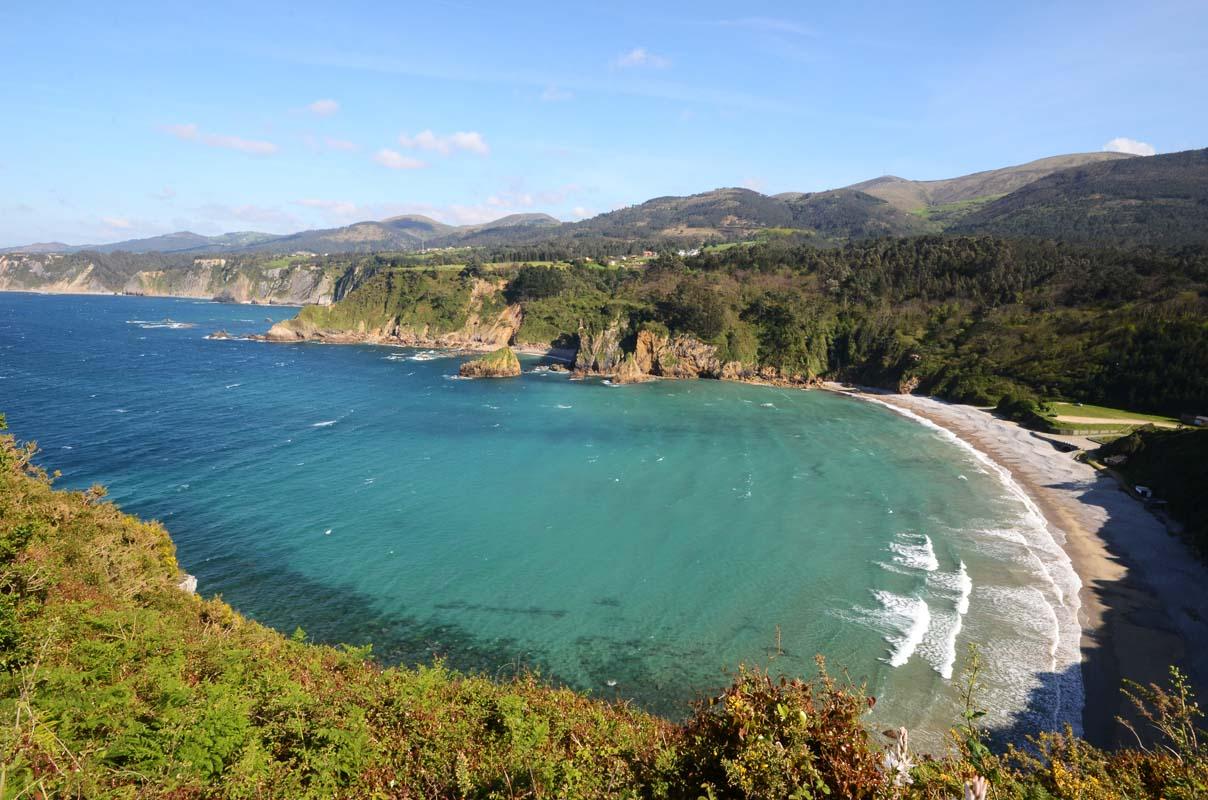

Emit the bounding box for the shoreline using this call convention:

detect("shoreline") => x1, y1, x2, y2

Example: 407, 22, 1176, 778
828, 385, 1208, 748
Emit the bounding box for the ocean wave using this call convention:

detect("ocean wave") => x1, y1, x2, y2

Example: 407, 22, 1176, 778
126, 319, 196, 330
871, 590, 932, 667
858, 395, 1084, 733
312, 420, 337, 427
889, 532, 939, 572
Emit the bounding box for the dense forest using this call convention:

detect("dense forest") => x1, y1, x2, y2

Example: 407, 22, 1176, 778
305, 235, 1208, 416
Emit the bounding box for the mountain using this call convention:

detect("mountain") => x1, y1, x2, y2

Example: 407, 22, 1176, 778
553, 187, 928, 242
4, 149, 1205, 255
846, 152, 1135, 213
952, 148, 1208, 245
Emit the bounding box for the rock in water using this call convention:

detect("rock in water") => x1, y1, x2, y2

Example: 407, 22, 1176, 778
613, 352, 651, 384
459, 347, 521, 378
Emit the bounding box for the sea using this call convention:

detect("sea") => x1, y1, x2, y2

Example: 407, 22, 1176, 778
0, 292, 1083, 747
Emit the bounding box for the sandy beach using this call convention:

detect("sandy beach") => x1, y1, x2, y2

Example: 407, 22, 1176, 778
832, 386, 1208, 747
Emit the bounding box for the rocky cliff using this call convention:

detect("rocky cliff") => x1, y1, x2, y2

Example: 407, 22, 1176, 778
263, 277, 523, 351
0, 253, 338, 305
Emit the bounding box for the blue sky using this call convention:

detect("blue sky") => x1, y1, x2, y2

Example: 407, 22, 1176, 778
2, 0, 1205, 246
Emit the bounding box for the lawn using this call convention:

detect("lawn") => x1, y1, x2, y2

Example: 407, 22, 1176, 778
1047, 401, 1179, 425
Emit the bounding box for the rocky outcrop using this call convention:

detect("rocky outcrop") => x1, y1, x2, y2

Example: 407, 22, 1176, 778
459, 347, 521, 378
612, 352, 651, 384
633, 329, 725, 379
574, 318, 626, 375
263, 278, 523, 350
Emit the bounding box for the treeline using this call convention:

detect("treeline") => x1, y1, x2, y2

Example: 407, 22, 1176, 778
497, 236, 1208, 414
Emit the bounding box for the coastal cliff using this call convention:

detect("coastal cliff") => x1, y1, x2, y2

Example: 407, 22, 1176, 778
0, 252, 340, 305
261, 268, 824, 389
263, 274, 522, 349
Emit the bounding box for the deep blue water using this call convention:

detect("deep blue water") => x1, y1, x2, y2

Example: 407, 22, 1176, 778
0, 292, 1082, 741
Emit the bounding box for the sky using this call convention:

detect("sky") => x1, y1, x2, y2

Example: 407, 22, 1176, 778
2, 0, 1205, 247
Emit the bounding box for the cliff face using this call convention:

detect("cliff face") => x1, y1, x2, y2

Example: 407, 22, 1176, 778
573, 318, 626, 374
0, 254, 338, 305
264, 277, 523, 351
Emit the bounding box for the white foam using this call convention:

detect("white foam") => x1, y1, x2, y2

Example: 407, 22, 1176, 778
872, 590, 932, 667
889, 532, 939, 572
556, 404, 573, 409
857, 394, 1084, 733
312, 420, 337, 427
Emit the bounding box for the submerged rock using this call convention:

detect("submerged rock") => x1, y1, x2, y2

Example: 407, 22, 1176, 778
459, 347, 521, 378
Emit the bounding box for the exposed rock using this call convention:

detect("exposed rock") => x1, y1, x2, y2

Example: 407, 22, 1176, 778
898, 375, 921, 394
207, 330, 233, 340
574, 318, 626, 375
548, 363, 569, 373
177, 574, 198, 594
613, 352, 652, 384
459, 347, 521, 378
633, 329, 723, 379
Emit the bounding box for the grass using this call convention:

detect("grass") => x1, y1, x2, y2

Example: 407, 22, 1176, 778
1047, 402, 1179, 425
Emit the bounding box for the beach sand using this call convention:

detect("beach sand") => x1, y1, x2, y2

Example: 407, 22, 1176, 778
833, 387, 1208, 747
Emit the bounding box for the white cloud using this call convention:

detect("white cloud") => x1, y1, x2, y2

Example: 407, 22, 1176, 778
164, 123, 199, 140
324, 137, 358, 151
307, 98, 340, 116
398, 130, 490, 156
741, 177, 767, 192
614, 47, 670, 69
101, 216, 133, 229
540, 85, 574, 102
571, 206, 592, 219
161, 123, 278, 155
1102, 137, 1156, 156
373, 148, 426, 169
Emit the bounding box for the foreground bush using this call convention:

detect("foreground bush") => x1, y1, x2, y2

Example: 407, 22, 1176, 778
1, 414, 1205, 798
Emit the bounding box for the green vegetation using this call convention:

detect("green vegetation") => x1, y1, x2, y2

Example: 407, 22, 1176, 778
3, 417, 1208, 797
297, 269, 473, 333
1094, 428, 1208, 555
955, 149, 1208, 247
1047, 402, 1178, 425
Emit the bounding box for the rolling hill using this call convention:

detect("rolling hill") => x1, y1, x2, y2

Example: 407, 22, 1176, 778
5, 149, 1206, 255
952, 148, 1208, 245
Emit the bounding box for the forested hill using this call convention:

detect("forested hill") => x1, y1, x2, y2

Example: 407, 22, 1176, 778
271, 235, 1208, 417
953, 148, 1208, 245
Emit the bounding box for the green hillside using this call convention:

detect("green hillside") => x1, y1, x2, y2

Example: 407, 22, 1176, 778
954, 149, 1208, 245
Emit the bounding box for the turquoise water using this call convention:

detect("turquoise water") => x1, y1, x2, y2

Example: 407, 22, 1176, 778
0, 293, 1081, 744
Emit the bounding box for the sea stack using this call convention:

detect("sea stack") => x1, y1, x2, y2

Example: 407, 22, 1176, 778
459, 346, 521, 378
